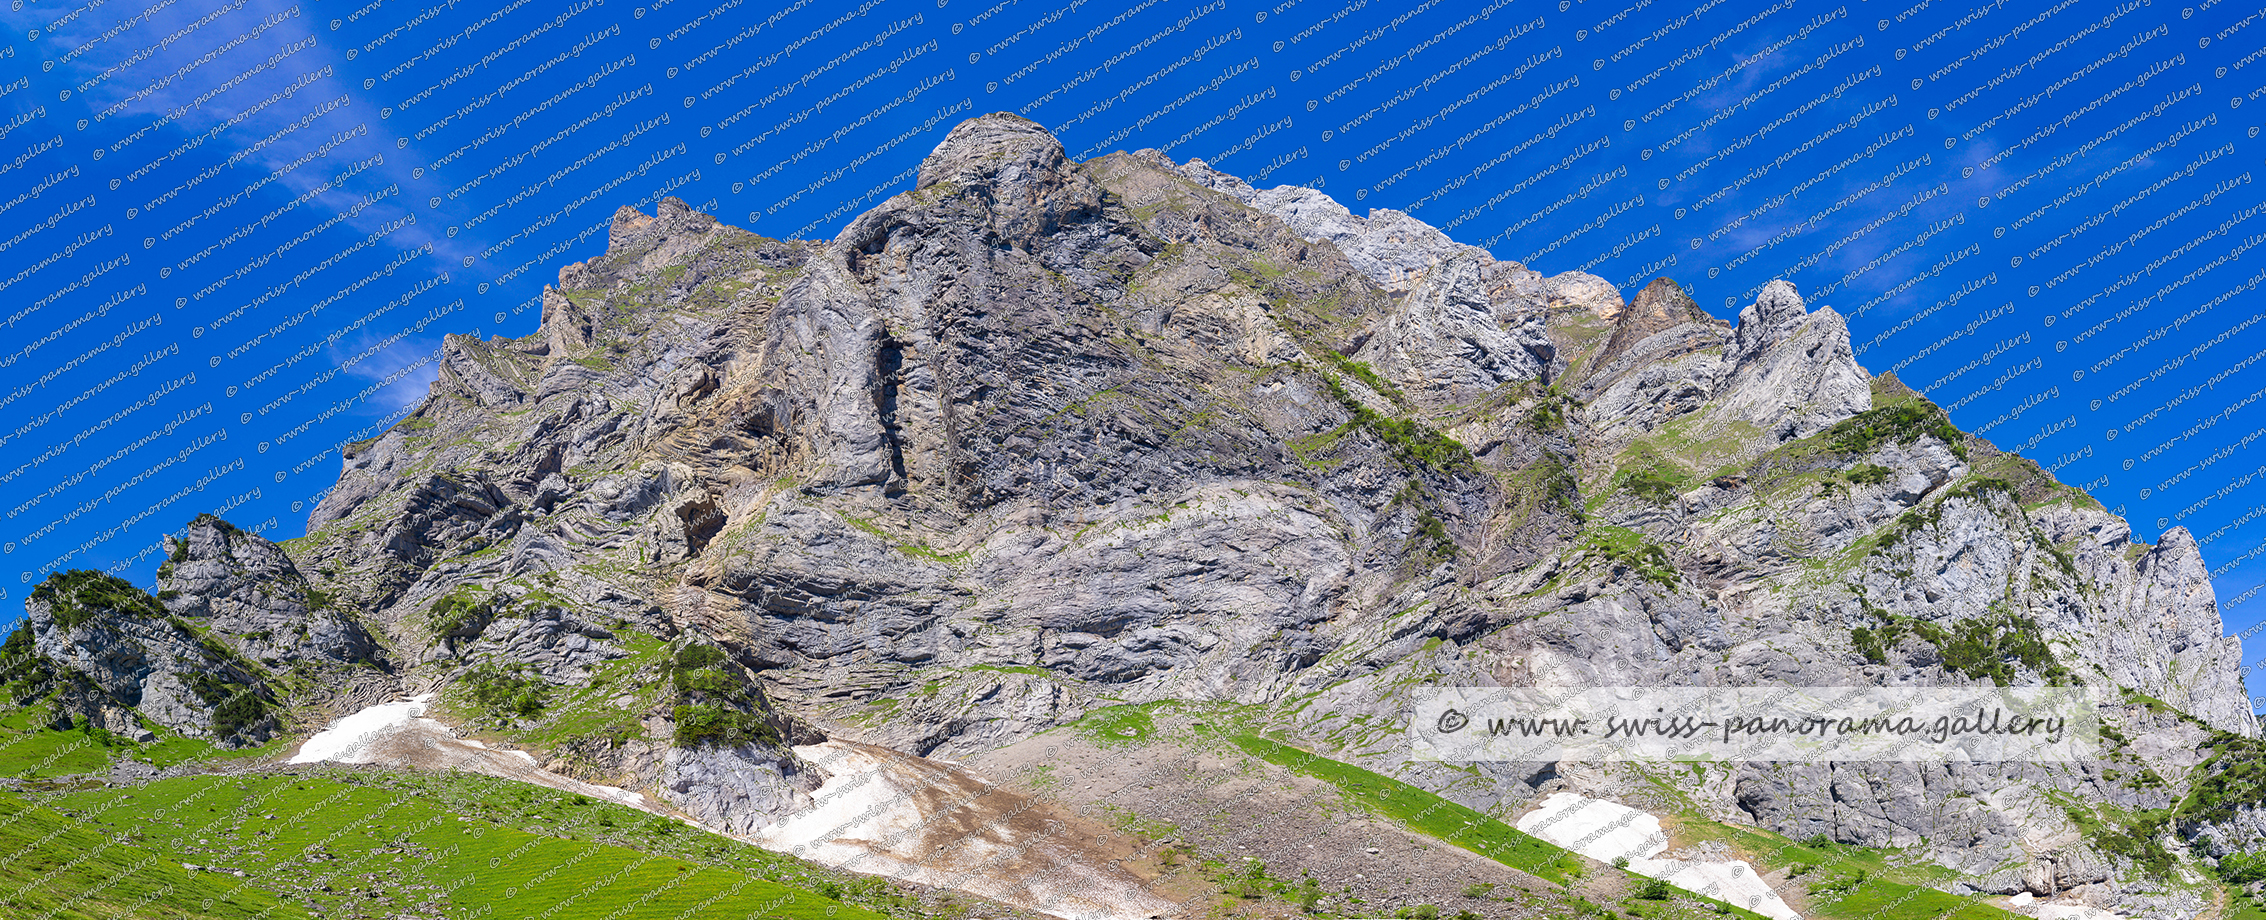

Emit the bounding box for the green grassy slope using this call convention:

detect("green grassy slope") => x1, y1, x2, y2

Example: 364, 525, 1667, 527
0, 758, 1023, 920
0, 787, 309, 919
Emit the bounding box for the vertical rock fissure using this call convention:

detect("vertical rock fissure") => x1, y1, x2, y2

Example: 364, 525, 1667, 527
875, 335, 909, 494
935, 244, 985, 507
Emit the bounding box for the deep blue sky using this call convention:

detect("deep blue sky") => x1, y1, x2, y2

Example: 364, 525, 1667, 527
4, 0, 2265, 704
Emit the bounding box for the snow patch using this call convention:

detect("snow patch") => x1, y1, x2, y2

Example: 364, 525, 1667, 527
755, 740, 1175, 920
2025, 903, 2133, 920
288, 695, 649, 812
289, 694, 432, 764
1515, 792, 1800, 920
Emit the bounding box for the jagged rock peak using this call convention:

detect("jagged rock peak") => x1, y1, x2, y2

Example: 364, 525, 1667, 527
1600, 277, 1706, 366
605, 196, 717, 256
879, 112, 1098, 246
608, 203, 653, 241
1630, 277, 1703, 326
240, 114, 2257, 912
1731, 278, 1812, 361
558, 195, 738, 303
915, 112, 1067, 191
1175, 156, 1483, 290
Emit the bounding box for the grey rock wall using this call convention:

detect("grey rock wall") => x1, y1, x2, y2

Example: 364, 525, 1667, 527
37, 114, 2251, 897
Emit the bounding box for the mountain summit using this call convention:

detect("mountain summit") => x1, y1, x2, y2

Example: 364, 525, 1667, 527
8, 113, 2259, 919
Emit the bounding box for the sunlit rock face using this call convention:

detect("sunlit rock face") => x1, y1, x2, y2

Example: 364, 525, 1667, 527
73, 114, 2249, 916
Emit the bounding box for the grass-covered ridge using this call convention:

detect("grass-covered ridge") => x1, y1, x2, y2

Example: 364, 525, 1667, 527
6, 569, 282, 749
30, 568, 165, 630
1823, 401, 1967, 460
1228, 733, 1584, 885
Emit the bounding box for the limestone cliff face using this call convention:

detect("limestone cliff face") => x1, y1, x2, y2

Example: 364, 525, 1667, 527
30, 114, 2258, 906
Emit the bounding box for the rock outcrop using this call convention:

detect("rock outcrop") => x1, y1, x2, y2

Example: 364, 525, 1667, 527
156, 514, 383, 669
13, 569, 278, 745
1598, 277, 1708, 367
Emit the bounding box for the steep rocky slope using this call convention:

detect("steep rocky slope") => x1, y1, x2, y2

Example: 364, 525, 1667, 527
8, 112, 2263, 918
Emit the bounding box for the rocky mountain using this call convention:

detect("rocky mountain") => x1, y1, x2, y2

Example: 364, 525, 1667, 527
6, 112, 2262, 920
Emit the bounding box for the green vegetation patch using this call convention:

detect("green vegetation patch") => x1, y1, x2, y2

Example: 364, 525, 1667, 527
1578, 526, 1680, 589
1412, 511, 1455, 565
1074, 704, 1160, 747
1318, 372, 1477, 473
43, 771, 903, 920
510, 629, 668, 753
663, 638, 785, 750
2058, 798, 2175, 879
2229, 887, 2266, 920
1499, 452, 1585, 533
1845, 464, 1890, 485
1608, 441, 1693, 507
0, 788, 304, 919
186, 670, 271, 741
672, 642, 738, 696
1527, 396, 1565, 432
1323, 352, 1406, 405
2187, 730, 2266, 827
671, 703, 781, 749
1824, 402, 1967, 460
2219, 850, 2266, 885
425, 587, 496, 640
1851, 606, 2070, 685
1287, 420, 1357, 469
1616, 467, 1684, 505
461, 661, 550, 720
